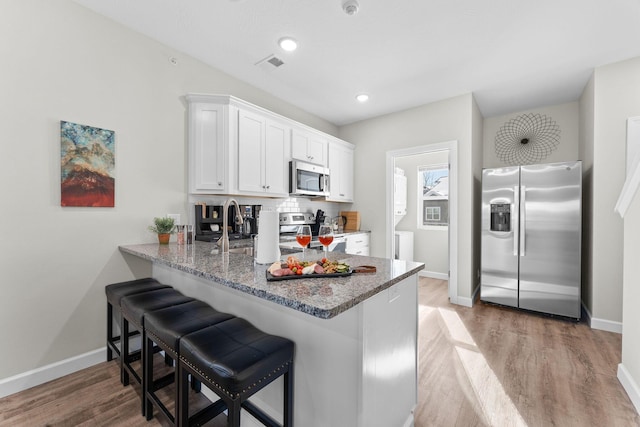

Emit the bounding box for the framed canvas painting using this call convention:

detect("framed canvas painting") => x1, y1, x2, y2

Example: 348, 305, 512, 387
60, 121, 115, 207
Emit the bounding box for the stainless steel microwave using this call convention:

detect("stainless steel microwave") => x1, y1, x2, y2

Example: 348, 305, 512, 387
289, 160, 330, 197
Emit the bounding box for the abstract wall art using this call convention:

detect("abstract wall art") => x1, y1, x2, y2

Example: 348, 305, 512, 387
60, 121, 115, 207
494, 113, 561, 165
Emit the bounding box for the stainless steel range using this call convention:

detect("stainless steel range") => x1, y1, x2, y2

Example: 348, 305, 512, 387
279, 212, 315, 238
279, 211, 346, 253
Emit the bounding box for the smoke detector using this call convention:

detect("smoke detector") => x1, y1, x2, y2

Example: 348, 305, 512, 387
342, 0, 359, 15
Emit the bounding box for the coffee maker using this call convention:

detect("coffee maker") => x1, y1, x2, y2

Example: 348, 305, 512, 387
238, 205, 260, 236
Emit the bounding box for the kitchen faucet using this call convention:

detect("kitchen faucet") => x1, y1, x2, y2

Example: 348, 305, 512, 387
217, 198, 243, 253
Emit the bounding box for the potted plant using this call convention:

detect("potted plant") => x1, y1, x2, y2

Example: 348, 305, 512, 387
148, 217, 175, 244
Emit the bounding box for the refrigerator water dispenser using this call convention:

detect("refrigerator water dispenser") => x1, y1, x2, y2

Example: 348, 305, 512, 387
490, 203, 511, 232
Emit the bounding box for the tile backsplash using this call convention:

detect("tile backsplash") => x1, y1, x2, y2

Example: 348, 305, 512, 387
187, 194, 348, 222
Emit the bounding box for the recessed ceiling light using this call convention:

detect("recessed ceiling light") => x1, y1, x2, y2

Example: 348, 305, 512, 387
356, 93, 369, 103
278, 37, 298, 52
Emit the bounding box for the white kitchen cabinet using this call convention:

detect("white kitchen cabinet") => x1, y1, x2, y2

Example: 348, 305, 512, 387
187, 98, 229, 193
237, 109, 290, 196
346, 232, 370, 256
327, 139, 354, 202
186, 94, 353, 198
291, 128, 327, 166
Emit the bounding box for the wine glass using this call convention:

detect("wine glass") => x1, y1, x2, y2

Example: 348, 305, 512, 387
296, 225, 312, 261
318, 224, 333, 259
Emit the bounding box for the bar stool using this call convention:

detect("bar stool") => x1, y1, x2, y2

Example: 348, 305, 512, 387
105, 278, 171, 384
143, 300, 236, 424
121, 288, 194, 414
178, 318, 295, 427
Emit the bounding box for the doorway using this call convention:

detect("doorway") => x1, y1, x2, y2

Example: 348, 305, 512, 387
386, 141, 458, 302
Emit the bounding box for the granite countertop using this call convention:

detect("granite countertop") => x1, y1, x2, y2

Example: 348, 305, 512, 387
119, 241, 424, 319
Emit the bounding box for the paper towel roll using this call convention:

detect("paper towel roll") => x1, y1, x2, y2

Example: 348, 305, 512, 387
256, 209, 280, 264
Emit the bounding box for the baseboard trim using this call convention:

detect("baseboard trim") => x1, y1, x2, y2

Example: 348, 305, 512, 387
453, 295, 474, 308
618, 363, 640, 415
419, 271, 449, 280
0, 347, 105, 398
582, 302, 623, 333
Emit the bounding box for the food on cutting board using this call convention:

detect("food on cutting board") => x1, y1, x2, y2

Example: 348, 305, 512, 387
268, 256, 350, 277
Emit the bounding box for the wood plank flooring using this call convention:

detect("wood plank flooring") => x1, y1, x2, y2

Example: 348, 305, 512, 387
416, 278, 640, 427
1, 278, 638, 426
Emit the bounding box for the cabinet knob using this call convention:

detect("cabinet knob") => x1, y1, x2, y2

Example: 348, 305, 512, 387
217, 182, 222, 186
340, 193, 345, 197
266, 185, 270, 189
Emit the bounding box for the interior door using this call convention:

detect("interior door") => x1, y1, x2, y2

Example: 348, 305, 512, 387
518, 161, 582, 318
481, 166, 519, 308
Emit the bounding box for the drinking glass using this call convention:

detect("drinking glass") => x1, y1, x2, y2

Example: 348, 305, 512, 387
318, 224, 333, 259
176, 224, 185, 245
296, 225, 312, 261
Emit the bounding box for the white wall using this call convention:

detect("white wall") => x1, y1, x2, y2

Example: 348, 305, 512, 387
622, 182, 640, 413
339, 93, 481, 301
588, 56, 640, 411
579, 76, 596, 320
472, 97, 484, 293
483, 102, 580, 168
395, 152, 449, 276
0, 0, 336, 381
588, 59, 639, 327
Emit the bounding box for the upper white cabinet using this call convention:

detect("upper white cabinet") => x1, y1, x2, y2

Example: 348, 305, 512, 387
187, 97, 229, 194
291, 128, 327, 166
237, 109, 290, 197
186, 94, 352, 199
327, 139, 355, 202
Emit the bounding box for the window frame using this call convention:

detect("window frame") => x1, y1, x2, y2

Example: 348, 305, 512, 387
418, 163, 449, 230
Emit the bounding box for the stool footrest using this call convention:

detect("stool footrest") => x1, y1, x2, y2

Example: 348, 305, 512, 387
242, 400, 280, 427
152, 372, 174, 391
190, 397, 227, 426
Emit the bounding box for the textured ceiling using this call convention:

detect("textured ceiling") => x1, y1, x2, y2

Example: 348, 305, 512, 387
73, 0, 640, 125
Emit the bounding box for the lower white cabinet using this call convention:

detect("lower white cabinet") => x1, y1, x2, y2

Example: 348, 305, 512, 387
346, 232, 370, 256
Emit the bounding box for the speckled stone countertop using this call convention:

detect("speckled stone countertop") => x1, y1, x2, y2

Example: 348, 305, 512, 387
119, 241, 424, 319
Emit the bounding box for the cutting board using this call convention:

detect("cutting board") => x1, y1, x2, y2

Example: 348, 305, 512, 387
340, 211, 360, 232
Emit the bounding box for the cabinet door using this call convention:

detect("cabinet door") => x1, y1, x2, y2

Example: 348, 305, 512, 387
346, 233, 370, 255
327, 141, 354, 202
190, 103, 227, 192
264, 120, 290, 196
306, 135, 327, 166
291, 128, 327, 166
237, 109, 265, 193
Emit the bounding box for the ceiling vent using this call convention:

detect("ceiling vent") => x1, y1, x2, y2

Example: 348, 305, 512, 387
255, 54, 285, 71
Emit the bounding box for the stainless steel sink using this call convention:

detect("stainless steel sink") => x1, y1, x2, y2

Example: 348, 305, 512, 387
228, 247, 254, 256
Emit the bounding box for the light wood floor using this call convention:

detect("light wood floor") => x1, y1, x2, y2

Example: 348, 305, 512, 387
1, 278, 639, 426
416, 278, 640, 427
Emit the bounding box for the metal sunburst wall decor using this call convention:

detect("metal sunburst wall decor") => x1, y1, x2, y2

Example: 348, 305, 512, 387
494, 113, 561, 165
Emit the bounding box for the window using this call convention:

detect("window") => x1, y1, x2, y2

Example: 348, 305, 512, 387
419, 164, 449, 227
425, 206, 441, 221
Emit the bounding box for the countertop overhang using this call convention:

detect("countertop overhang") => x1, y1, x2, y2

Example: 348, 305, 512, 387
119, 241, 424, 319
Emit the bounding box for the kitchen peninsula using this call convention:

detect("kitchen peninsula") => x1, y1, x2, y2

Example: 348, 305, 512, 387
119, 241, 424, 427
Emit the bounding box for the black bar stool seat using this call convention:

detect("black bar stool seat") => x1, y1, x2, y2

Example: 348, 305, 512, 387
105, 278, 171, 384
143, 300, 236, 424
178, 318, 295, 427
120, 288, 194, 415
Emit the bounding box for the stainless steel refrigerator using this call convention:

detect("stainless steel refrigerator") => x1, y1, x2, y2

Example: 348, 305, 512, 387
480, 161, 582, 319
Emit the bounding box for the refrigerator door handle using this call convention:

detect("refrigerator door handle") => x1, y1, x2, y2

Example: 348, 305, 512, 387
520, 185, 526, 257
513, 186, 519, 256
